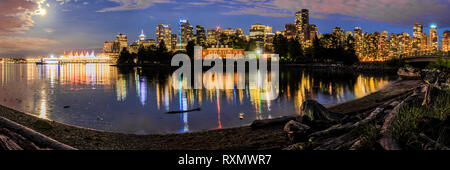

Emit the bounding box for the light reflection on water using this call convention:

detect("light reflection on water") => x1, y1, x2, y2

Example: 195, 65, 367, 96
0, 63, 395, 134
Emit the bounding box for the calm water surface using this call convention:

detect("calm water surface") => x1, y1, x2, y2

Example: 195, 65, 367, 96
0, 63, 396, 134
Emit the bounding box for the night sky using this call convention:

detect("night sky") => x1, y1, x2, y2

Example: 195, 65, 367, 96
1, 0, 449, 58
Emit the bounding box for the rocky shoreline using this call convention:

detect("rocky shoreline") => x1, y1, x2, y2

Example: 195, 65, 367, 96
282, 68, 449, 150
0, 77, 421, 150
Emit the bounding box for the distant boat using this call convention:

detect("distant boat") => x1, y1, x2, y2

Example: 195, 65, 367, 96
36, 58, 60, 64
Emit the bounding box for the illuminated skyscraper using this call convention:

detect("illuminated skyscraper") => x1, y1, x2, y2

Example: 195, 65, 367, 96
295, 9, 309, 41
443, 31, 450, 52
363, 32, 380, 61
157, 24, 172, 51
171, 34, 177, 51
388, 33, 400, 58
196, 25, 206, 45
429, 25, 439, 52
353, 27, 364, 59
378, 30, 389, 59
250, 24, 271, 49
139, 29, 146, 41
207, 28, 217, 45
116, 33, 128, 52
180, 19, 194, 50
400, 32, 412, 55
413, 22, 423, 53
332, 27, 345, 46
420, 32, 429, 52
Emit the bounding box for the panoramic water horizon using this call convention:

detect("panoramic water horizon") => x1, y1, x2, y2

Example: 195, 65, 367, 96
0, 62, 396, 134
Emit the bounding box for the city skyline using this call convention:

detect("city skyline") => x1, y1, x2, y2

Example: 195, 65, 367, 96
0, 0, 449, 58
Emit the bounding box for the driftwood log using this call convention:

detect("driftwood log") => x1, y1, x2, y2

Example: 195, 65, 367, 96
0, 134, 23, 150
0, 117, 76, 150
0, 127, 40, 150
378, 100, 404, 150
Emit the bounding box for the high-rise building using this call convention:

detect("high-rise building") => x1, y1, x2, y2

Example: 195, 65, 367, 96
103, 33, 127, 59
388, 33, 400, 58
207, 28, 217, 45
429, 25, 439, 52
363, 32, 380, 61
265, 33, 275, 52
139, 29, 146, 41
171, 34, 177, 51
412, 22, 423, 53
378, 30, 389, 59
353, 27, 364, 59
196, 25, 206, 45
295, 9, 309, 40
400, 32, 412, 55
420, 32, 429, 52
156, 24, 172, 51
284, 23, 297, 40
443, 30, 450, 52
180, 19, 194, 50
250, 24, 271, 49
332, 27, 345, 47
116, 33, 128, 52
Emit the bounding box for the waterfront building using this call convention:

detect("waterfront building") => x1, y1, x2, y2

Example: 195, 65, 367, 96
156, 24, 172, 51
443, 30, 450, 52
429, 25, 439, 52
202, 45, 245, 59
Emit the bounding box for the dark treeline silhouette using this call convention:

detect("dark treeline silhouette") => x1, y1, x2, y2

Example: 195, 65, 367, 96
274, 34, 359, 65
117, 32, 359, 66
117, 40, 172, 65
